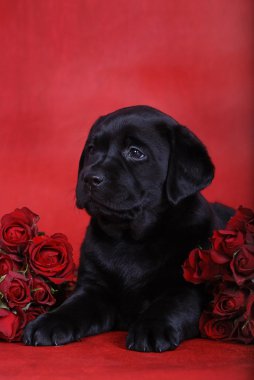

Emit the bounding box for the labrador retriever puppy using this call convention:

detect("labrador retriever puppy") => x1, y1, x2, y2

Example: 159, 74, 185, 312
24, 105, 234, 351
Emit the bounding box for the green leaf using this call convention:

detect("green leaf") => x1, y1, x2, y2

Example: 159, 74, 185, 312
233, 249, 240, 258
50, 288, 59, 294
22, 302, 32, 311
0, 248, 8, 255
241, 320, 249, 331
0, 299, 9, 310
0, 275, 6, 284
18, 264, 29, 275
31, 288, 43, 293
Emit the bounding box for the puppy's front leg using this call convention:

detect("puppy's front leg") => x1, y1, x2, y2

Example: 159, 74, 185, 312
23, 286, 116, 346
127, 285, 203, 352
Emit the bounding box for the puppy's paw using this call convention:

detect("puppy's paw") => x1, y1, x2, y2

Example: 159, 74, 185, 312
23, 312, 82, 346
126, 319, 181, 352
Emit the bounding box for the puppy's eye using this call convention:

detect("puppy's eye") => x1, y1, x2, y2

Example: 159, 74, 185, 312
128, 147, 146, 160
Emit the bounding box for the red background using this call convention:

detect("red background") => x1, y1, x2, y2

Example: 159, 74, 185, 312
0, 0, 253, 263
0, 2, 253, 379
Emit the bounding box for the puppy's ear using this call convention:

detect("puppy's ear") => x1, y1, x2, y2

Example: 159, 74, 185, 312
77, 116, 105, 177
166, 125, 214, 205
78, 147, 86, 176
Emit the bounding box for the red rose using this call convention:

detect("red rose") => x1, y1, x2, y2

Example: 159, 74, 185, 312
199, 311, 235, 340
226, 206, 254, 233
0, 251, 22, 275
0, 309, 23, 342
213, 286, 247, 317
0, 207, 39, 253
0, 271, 32, 308
230, 318, 254, 344
27, 233, 75, 284
24, 305, 47, 325
0, 252, 15, 276
31, 277, 56, 306
247, 220, 254, 234
246, 221, 254, 245
183, 248, 222, 284
244, 292, 254, 336
210, 230, 244, 264
230, 245, 254, 285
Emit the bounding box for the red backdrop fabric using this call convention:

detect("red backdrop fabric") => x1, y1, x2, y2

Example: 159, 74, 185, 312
0, 333, 253, 380
0, 1, 253, 379
0, 0, 253, 260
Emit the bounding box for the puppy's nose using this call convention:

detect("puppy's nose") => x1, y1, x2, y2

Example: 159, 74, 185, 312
84, 174, 104, 187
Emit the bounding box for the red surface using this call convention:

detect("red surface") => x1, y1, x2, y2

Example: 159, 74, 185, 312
0, 1, 253, 379
0, 333, 253, 380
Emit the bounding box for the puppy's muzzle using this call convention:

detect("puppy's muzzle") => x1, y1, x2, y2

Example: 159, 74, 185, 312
84, 173, 104, 190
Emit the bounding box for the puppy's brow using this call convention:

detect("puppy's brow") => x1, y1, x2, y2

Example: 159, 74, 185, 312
125, 136, 146, 147
89, 133, 108, 147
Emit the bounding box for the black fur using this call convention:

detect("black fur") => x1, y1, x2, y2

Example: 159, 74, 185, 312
23, 105, 234, 351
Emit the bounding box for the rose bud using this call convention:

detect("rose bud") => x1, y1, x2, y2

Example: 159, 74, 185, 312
213, 286, 247, 317
230, 244, 254, 286
0, 251, 23, 275
210, 230, 244, 264
246, 219, 254, 234
229, 318, 254, 344
0, 207, 39, 254
245, 221, 254, 245
23, 305, 48, 325
199, 311, 235, 341
0, 309, 23, 342
31, 277, 56, 306
244, 292, 254, 337
0, 252, 15, 276
226, 206, 254, 233
27, 233, 75, 284
183, 248, 222, 284
0, 271, 32, 308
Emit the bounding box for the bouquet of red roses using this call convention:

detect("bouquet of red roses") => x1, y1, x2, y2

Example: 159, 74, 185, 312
0, 207, 76, 342
183, 206, 254, 344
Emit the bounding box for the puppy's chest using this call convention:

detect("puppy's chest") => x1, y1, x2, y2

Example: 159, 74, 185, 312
90, 236, 176, 292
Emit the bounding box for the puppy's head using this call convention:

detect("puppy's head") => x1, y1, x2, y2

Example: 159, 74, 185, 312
76, 106, 214, 226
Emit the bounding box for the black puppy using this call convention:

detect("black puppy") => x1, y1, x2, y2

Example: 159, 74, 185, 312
24, 105, 234, 351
